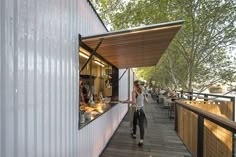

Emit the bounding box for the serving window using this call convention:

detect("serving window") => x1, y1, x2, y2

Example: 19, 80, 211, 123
79, 46, 118, 129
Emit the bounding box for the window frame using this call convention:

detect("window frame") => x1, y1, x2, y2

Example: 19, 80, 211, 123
78, 41, 119, 129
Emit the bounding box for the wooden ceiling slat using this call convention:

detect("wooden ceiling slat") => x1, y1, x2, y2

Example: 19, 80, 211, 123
110, 58, 160, 64
85, 31, 178, 49
98, 45, 170, 58
101, 51, 164, 58
97, 47, 168, 56
117, 62, 155, 66
117, 63, 156, 69
95, 39, 173, 55
82, 24, 182, 42
82, 21, 183, 68
108, 59, 159, 64
108, 58, 160, 66
87, 37, 173, 50
105, 54, 160, 60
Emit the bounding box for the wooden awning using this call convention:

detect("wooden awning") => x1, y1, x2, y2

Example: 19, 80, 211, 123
81, 20, 184, 69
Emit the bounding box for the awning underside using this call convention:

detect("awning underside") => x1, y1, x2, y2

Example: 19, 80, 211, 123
82, 20, 183, 69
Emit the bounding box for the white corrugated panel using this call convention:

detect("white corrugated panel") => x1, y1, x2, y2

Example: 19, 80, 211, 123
119, 69, 129, 101
76, 70, 131, 157
130, 70, 134, 99
0, 0, 118, 157
78, 104, 127, 157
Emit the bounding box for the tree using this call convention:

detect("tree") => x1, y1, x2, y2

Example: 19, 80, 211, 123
90, 0, 126, 28
92, 0, 236, 92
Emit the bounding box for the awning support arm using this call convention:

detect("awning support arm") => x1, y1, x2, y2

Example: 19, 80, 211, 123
80, 38, 104, 73
119, 68, 128, 81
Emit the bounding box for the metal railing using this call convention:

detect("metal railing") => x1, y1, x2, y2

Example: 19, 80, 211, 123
175, 92, 236, 157
177, 91, 235, 120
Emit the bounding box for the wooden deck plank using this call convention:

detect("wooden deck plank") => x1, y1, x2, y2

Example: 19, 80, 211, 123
100, 97, 192, 157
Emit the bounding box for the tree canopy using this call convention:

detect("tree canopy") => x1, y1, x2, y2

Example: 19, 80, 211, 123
91, 0, 236, 92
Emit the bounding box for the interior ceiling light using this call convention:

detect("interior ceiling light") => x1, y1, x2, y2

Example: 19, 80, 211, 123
94, 60, 105, 67
80, 47, 90, 54
79, 52, 89, 59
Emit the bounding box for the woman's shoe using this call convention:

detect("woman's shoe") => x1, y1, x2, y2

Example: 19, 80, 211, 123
130, 129, 133, 137
131, 133, 136, 139
138, 142, 143, 146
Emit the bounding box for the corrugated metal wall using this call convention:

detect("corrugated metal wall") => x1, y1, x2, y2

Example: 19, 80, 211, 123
119, 69, 129, 101
0, 0, 114, 157
130, 69, 134, 99
77, 104, 128, 157
76, 69, 130, 157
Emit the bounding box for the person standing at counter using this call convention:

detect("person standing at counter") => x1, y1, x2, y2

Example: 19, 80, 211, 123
80, 80, 89, 105
80, 80, 85, 105
121, 80, 148, 146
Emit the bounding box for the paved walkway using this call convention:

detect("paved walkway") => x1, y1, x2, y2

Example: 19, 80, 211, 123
100, 97, 192, 157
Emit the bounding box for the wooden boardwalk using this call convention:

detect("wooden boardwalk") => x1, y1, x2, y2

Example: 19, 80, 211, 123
100, 97, 192, 157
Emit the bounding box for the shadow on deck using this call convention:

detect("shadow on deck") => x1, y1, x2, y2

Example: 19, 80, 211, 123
100, 97, 192, 157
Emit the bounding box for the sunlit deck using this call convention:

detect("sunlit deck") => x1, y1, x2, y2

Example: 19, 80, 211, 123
100, 97, 192, 157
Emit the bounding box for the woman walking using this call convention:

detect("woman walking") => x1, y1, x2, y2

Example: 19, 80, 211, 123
121, 80, 148, 146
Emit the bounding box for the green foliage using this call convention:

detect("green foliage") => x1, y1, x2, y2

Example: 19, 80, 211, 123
91, 0, 236, 92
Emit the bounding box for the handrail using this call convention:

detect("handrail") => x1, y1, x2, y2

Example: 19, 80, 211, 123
177, 90, 235, 99
175, 100, 236, 132
176, 90, 236, 121
175, 100, 236, 157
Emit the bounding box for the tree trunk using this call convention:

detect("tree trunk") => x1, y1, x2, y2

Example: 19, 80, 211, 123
187, 63, 193, 92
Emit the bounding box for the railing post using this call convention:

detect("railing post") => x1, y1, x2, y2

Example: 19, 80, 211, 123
181, 90, 183, 98
177, 92, 180, 98
197, 116, 204, 157
189, 90, 193, 100
233, 134, 235, 157
231, 96, 235, 157
231, 97, 235, 121
204, 94, 208, 102
175, 103, 178, 131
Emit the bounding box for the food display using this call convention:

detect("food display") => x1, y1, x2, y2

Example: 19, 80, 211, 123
80, 100, 115, 125
80, 105, 94, 112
